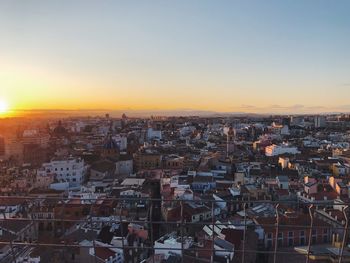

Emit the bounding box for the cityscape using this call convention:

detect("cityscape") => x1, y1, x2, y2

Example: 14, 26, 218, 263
1, 1, 350, 263
1, 114, 350, 263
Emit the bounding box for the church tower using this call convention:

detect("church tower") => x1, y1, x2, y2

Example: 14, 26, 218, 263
226, 127, 235, 157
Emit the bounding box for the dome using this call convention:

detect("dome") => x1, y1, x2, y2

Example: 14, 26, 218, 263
102, 135, 120, 160
53, 121, 67, 135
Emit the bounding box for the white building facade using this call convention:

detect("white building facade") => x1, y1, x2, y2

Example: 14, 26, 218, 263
38, 158, 87, 188
265, 144, 300, 157
147, 128, 162, 141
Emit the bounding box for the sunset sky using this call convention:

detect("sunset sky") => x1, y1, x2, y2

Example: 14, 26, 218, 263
1, 0, 350, 115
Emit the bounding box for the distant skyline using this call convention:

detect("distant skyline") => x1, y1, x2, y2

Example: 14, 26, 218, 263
1, 0, 350, 115
5, 107, 350, 119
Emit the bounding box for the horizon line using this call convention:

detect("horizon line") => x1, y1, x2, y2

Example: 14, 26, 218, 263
4, 108, 350, 116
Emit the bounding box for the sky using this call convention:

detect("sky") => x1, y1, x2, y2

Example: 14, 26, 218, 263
0, 0, 350, 115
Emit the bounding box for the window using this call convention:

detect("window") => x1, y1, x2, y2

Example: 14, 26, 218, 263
312, 229, 317, 244
278, 232, 283, 246
288, 231, 294, 246
323, 229, 328, 243
266, 233, 273, 248
323, 235, 328, 243
267, 239, 272, 248
300, 230, 306, 245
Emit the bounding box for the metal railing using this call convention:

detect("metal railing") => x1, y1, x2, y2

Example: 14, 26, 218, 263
0, 196, 349, 263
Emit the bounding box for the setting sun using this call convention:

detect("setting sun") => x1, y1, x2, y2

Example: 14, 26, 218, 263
0, 100, 9, 114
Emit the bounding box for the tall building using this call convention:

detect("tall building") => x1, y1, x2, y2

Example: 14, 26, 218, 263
282, 117, 291, 127
224, 126, 235, 157
290, 116, 303, 126
314, 116, 326, 128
